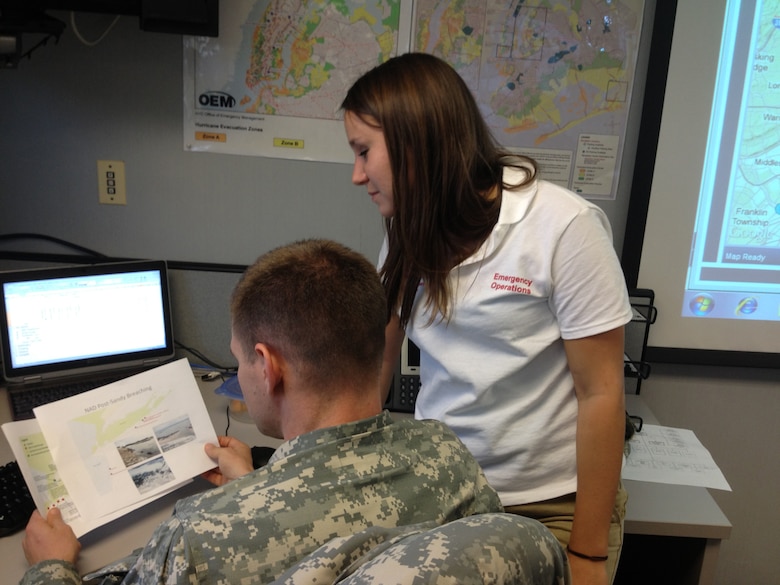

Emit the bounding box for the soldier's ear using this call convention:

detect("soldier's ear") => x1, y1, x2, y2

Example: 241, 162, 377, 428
254, 343, 283, 395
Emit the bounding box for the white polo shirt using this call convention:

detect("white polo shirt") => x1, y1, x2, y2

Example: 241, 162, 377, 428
381, 167, 632, 505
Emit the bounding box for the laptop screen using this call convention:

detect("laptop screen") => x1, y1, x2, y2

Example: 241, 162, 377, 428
0, 260, 175, 383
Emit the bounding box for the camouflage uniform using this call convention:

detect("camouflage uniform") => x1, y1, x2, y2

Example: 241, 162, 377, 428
21, 412, 560, 585
275, 513, 570, 584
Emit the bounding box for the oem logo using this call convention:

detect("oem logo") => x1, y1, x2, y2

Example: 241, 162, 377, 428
199, 91, 236, 108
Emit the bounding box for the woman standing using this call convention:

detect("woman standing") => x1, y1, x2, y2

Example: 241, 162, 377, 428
342, 52, 633, 585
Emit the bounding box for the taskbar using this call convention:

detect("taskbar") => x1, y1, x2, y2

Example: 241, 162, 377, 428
683, 289, 780, 320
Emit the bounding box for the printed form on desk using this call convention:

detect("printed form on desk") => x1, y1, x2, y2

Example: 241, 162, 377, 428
622, 424, 732, 491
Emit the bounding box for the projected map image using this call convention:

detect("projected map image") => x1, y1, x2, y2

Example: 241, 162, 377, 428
684, 0, 780, 322
726, 1, 780, 254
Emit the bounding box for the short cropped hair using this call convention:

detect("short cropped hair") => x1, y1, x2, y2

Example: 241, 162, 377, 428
231, 239, 387, 386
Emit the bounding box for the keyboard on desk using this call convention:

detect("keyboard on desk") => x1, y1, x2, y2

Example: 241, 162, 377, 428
8, 375, 127, 421
0, 460, 36, 537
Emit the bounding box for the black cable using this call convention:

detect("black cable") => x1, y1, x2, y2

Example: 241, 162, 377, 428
0, 233, 107, 257
176, 340, 236, 373
19, 35, 55, 62
628, 414, 644, 434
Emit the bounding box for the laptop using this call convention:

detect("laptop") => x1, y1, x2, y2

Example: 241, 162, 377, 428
0, 260, 176, 420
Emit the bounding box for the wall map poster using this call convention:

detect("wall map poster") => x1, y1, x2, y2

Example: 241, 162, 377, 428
183, 0, 644, 199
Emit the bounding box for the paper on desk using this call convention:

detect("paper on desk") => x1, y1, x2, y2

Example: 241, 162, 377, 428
622, 424, 732, 491
31, 358, 219, 522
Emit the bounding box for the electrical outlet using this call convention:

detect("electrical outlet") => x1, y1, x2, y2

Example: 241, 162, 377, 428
97, 160, 126, 205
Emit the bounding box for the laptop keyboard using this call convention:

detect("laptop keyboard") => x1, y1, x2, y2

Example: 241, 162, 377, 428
8, 375, 125, 421
0, 460, 36, 537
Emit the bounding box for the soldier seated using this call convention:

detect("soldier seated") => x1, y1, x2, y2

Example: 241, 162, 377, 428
20, 239, 566, 585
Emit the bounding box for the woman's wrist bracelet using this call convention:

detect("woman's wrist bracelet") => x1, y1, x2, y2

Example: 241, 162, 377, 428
566, 546, 608, 562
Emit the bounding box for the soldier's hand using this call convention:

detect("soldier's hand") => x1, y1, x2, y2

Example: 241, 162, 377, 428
203, 435, 254, 485
22, 507, 81, 566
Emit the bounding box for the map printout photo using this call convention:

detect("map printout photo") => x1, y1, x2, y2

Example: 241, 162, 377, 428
183, 0, 644, 199
2, 359, 218, 536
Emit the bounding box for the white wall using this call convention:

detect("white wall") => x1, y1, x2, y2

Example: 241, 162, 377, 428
0, 13, 385, 266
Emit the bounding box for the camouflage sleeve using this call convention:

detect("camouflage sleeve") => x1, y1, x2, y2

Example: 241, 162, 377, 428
19, 517, 192, 585
83, 515, 194, 584
273, 513, 570, 585
19, 560, 82, 585
270, 522, 438, 584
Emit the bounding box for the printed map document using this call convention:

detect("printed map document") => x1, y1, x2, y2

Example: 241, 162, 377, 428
2, 358, 219, 536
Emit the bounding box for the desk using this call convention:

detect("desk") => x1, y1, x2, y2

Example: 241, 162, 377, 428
617, 395, 732, 585
1, 380, 730, 585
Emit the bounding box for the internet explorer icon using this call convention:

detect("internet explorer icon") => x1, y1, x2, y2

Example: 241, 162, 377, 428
735, 297, 758, 315
689, 293, 715, 316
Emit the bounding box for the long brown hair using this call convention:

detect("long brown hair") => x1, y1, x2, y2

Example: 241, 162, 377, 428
342, 53, 536, 326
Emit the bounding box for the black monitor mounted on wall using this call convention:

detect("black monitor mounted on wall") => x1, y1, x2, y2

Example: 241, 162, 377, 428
0, 0, 218, 67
